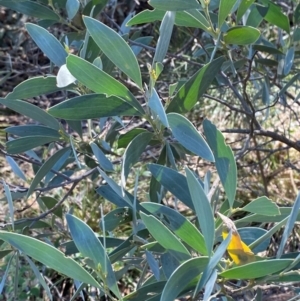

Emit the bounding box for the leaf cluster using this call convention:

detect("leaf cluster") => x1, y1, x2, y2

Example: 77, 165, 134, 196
0, 0, 300, 300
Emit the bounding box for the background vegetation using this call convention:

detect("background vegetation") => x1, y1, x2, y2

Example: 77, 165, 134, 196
1, 0, 300, 300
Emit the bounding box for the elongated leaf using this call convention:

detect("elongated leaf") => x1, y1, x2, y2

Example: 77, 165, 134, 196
153, 11, 175, 65
148, 164, 194, 210
149, 88, 168, 127
40, 196, 63, 219
145, 250, 160, 281
4, 182, 14, 230
97, 168, 133, 207
5, 125, 60, 138
246, 5, 263, 28
27, 148, 70, 198
0, 98, 60, 130
239, 227, 269, 254
236, 207, 300, 225
66, 55, 143, 113
242, 196, 280, 216
186, 168, 215, 255
118, 128, 148, 149
6, 136, 59, 154
140, 212, 191, 262
0, 250, 13, 258
218, 0, 238, 28
141, 203, 207, 255
66, 214, 120, 298
277, 192, 300, 258
123, 281, 166, 301
161, 252, 180, 279
6, 156, 26, 181
295, 3, 300, 24
127, 9, 165, 25
90, 142, 114, 172
48, 94, 141, 120
97, 184, 145, 212
220, 259, 293, 279
0, 231, 100, 287
128, 9, 209, 30
203, 269, 217, 301
26, 23, 67, 67
168, 113, 214, 162
179, 10, 209, 30
257, 1, 290, 33
237, 0, 255, 22
66, 0, 80, 20
252, 44, 283, 55
121, 132, 153, 189
203, 119, 236, 208
194, 232, 232, 296
223, 26, 260, 45
284, 47, 294, 76
0, 253, 14, 294
167, 57, 225, 113
149, 0, 200, 11
100, 207, 132, 231
160, 257, 209, 301
45, 149, 71, 184
131, 36, 153, 56
5, 76, 62, 99
83, 16, 142, 88
62, 237, 125, 256
0, 0, 59, 20
25, 256, 52, 301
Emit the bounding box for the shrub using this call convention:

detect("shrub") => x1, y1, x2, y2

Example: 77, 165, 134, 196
0, 0, 300, 300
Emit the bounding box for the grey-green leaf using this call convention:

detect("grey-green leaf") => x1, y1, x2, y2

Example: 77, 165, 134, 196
48, 94, 141, 120
277, 192, 300, 258
242, 196, 280, 216
153, 11, 175, 65
141, 202, 207, 255
26, 23, 67, 67
147, 164, 194, 210
121, 132, 153, 189
149, 0, 200, 11
218, 0, 238, 28
5, 76, 62, 99
167, 57, 225, 113
140, 212, 191, 262
5, 125, 60, 138
66, 55, 143, 113
185, 168, 215, 255
237, 0, 255, 22
6, 156, 26, 181
223, 26, 260, 45
148, 88, 169, 127
0, 231, 101, 288
128, 9, 209, 30
0, 98, 60, 130
26, 148, 71, 198
83, 16, 142, 88
66, 214, 121, 298
66, 0, 80, 20
203, 119, 237, 208
160, 257, 209, 301
168, 113, 214, 162
90, 142, 114, 172
6, 136, 59, 155
0, 0, 60, 20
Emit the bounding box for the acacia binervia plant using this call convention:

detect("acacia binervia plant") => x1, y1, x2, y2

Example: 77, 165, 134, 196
0, 0, 300, 300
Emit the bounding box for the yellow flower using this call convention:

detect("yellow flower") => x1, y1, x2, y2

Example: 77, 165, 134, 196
218, 213, 255, 265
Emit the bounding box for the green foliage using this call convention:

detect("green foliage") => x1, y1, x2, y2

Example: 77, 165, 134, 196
0, 0, 299, 300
